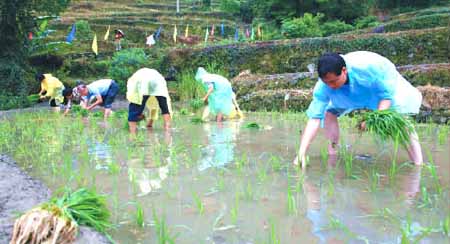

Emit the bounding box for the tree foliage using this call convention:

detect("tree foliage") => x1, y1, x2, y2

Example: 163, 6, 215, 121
0, 0, 70, 96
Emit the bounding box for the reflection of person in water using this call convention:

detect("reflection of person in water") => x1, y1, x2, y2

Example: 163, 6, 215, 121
198, 121, 241, 171
303, 156, 423, 242
128, 131, 173, 196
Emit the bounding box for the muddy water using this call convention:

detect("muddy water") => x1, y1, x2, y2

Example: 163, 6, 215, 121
1, 112, 449, 243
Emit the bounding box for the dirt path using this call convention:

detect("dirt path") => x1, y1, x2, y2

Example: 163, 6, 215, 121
0, 154, 110, 244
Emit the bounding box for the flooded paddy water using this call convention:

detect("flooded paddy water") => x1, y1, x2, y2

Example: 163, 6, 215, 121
0, 111, 448, 243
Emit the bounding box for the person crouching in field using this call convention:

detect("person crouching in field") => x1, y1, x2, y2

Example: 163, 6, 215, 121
36, 73, 65, 111
195, 67, 243, 122
74, 79, 119, 119
294, 51, 423, 168
127, 68, 172, 133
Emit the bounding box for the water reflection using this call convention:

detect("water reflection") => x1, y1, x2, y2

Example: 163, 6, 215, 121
303, 156, 423, 242
127, 131, 173, 196
198, 121, 241, 171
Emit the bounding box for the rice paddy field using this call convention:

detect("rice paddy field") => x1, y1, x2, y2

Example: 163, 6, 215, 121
0, 111, 449, 243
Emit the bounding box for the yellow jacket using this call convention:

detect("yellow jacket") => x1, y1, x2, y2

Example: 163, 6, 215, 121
40, 74, 64, 103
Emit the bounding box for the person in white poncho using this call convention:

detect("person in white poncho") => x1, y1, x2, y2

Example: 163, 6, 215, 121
126, 68, 172, 133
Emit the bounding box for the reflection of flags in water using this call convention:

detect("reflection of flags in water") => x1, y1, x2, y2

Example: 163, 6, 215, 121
220, 23, 224, 36
185, 24, 189, 38
104, 25, 110, 41
92, 34, 98, 55
173, 25, 177, 43
155, 26, 162, 39
204, 27, 209, 43
210, 24, 215, 36
66, 23, 76, 43
146, 34, 155, 46
234, 27, 239, 41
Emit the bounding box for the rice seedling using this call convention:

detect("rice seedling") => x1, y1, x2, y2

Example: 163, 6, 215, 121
267, 218, 281, 244
27, 94, 41, 104
190, 116, 204, 123
243, 181, 254, 201
152, 208, 177, 244
179, 108, 189, 115
257, 163, 268, 183
326, 170, 336, 197
135, 202, 145, 228
425, 150, 443, 195
230, 191, 240, 225
362, 110, 414, 147
366, 167, 381, 192
437, 125, 448, 145
176, 70, 205, 102
320, 146, 328, 168
389, 136, 400, 181
192, 192, 204, 215
269, 154, 282, 172
418, 186, 433, 208
286, 185, 297, 215
442, 214, 449, 236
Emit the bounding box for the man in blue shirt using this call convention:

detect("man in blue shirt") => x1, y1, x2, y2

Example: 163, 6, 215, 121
294, 51, 423, 168
75, 79, 119, 118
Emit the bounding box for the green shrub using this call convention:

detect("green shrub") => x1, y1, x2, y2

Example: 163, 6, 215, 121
108, 48, 148, 93
0, 95, 32, 110
384, 13, 450, 32
354, 16, 380, 29
72, 20, 92, 40
220, 0, 241, 14
281, 13, 324, 38
322, 20, 355, 36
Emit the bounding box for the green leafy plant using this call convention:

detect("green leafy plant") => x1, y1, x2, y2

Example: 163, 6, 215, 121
108, 48, 148, 93
189, 98, 204, 111
245, 122, 261, 129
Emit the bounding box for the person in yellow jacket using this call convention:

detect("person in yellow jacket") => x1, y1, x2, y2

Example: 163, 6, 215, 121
36, 74, 65, 110
127, 68, 172, 133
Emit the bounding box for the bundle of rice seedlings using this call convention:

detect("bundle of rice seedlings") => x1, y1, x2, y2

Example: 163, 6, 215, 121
362, 110, 414, 147
11, 188, 111, 244
191, 116, 204, 123
27, 94, 41, 104
245, 122, 261, 129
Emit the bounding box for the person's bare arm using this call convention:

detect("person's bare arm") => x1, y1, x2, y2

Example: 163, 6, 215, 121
294, 118, 321, 168
86, 95, 103, 111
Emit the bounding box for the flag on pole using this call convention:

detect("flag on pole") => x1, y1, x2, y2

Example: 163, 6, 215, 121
204, 27, 209, 43
173, 25, 177, 43
185, 24, 189, 38
210, 24, 215, 36
257, 25, 262, 39
220, 23, 224, 36
155, 26, 162, 39
146, 34, 156, 46
92, 34, 98, 55
28, 32, 33, 40
234, 27, 239, 41
66, 23, 76, 43
251, 27, 255, 41
104, 25, 110, 41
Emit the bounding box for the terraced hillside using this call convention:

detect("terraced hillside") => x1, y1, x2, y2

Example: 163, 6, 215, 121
34, 0, 240, 60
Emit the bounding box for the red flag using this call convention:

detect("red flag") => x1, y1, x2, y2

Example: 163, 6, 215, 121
28, 32, 33, 40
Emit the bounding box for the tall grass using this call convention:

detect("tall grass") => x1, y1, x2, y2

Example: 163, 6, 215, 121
176, 70, 205, 102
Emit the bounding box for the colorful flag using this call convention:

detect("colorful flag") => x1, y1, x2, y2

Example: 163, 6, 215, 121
210, 24, 215, 36
104, 25, 110, 41
173, 25, 177, 43
66, 23, 76, 43
251, 27, 255, 41
146, 34, 156, 46
245, 28, 250, 38
257, 25, 262, 39
220, 23, 224, 36
234, 27, 239, 41
155, 26, 162, 39
28, 32, 33, 40
204, 27, 209, 43
185, 24, 189, 38
92, 34, 98, 55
